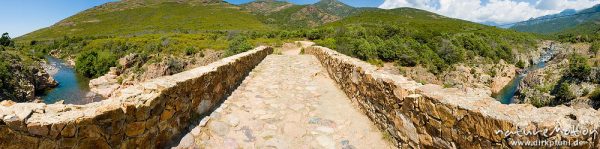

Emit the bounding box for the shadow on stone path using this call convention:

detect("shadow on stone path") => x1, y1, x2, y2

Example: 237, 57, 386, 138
172, 52, 394, 149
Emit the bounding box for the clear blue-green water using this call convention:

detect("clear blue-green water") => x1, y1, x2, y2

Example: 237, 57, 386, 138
495, 44, 555, 104
40, 56, 103, 104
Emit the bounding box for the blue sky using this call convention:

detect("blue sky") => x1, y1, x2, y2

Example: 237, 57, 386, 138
1, 0, 598, 37
0, 0, 117, 37
379, 0, 600, 24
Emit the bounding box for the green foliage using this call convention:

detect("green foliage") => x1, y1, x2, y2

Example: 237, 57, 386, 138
590, 41, 600, 54
75, 50, 117, 78
0, 59, 10, 89
225, 35, 253, 56
314, 38, 336, 49
248, 0, 357, 29
185, 46, 198, 56
0, 33, 13, 47
554, 82, 576, 104
528, 96, 550, 108
566, 54, 591, 81
516, 60, 525, 69
590, 88, 600, 102
19, 3, 270, 41
304, 8, 537, 74
0, 50, 46, 101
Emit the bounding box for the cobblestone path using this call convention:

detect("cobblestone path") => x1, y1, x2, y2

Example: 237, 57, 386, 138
174, 53, 394, 149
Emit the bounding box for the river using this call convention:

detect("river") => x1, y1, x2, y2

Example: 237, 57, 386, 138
495, 43, 556, 104
40, 55, 103, 104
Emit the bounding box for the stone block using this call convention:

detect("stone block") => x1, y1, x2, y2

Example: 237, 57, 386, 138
60, 122, 76, 138
78, 125, 104, 138
27, 122, 49, 136
125, 122, 145, 137
50, 122, 66, 139
160, 106, 175, 122
38, 139, 57, 149
77, 137, 110, 149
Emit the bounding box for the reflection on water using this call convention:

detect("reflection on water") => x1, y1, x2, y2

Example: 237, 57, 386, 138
495, 43, 555, 104
40, 55, 104, 104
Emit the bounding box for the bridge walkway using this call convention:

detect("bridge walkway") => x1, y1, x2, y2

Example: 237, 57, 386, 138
174, 48, 393, 149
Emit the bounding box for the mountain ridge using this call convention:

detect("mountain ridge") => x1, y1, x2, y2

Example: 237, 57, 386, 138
510, 4, 600, 35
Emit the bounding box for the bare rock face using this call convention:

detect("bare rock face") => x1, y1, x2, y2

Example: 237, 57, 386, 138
89, 67, 120, 98
488, 60, 517, 94
35, 67, 58, 91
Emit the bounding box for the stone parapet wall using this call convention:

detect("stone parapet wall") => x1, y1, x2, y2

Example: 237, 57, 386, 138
0, 46, 273, 148
306, 46, 600, 148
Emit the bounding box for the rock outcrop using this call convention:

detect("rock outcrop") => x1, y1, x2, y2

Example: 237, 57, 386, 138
0, 53, 57, 102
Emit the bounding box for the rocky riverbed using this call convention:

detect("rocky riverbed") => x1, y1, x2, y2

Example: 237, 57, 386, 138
517, 42, 600, 108
391, 41, 553, 97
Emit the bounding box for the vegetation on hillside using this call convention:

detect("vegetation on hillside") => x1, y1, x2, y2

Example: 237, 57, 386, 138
0, 33, 14, 47
245, 0, 358, 29
0, 33, 53, 101
310, 8, 538, 74
19, 2, 270, 41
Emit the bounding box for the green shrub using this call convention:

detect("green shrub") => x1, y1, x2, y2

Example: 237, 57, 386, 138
0, 33, 13, 47
590, 41, 600, 54
590, 88, 600, 102
75, 50, 117, 78
516, 60, 525, 69
185, 46, 197, 56
554, 82, 576, 104
0, 60, 10, 88
567, 54, 591, 81
529, 96, 549, 108
225, 35, 253, 56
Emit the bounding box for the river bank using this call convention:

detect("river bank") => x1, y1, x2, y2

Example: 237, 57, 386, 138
40, 55, 104, 104
494, 42, 556, 104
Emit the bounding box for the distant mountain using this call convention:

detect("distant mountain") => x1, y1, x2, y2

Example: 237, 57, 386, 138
19, 0, 269, 40
18, 0, 538, 41
240, 0, 295, 15
511, 4, 600, 34
242, 0, 360, 28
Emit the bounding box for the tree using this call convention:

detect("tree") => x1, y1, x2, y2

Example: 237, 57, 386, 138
590, 41, 600, 55
567, 54, 591, 81
516, 60, 525, 69
0, 33, 12, 47
75, 51, 116, 78
554, 82, 575, 104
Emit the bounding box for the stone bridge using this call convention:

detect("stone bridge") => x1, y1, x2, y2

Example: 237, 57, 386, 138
1, 43, 600, 148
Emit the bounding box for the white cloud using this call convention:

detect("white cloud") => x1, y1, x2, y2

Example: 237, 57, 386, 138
379, 0, 600, 24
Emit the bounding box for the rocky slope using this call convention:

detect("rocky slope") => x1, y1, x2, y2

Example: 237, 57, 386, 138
0, 52, 57, 102
245, 0, 359, 28
517, 42, 599, 108
393, 41, 552, 97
